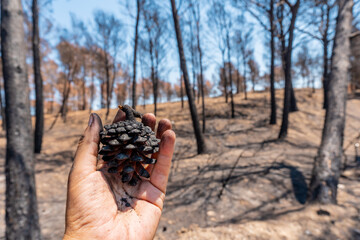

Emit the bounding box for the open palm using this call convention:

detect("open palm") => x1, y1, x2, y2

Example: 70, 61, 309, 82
63, 110, 175, 240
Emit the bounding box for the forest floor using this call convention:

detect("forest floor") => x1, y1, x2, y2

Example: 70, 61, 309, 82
0, 89, 359, 240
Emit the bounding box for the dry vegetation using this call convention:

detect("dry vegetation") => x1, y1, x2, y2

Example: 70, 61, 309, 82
0, 89, 359, 239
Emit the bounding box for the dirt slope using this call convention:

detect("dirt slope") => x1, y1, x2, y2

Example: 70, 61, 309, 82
0, 89, 359, 240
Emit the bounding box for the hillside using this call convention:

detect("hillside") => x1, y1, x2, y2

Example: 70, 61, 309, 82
0, 89, 359, 239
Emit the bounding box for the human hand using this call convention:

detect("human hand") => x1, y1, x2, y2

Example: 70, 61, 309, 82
63, 110, 175, 240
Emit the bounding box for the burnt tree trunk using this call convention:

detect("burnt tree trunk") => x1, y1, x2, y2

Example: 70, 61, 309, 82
132, 0, 141, 110
243, 55, 247, 100
1, 0, 42, 238
170, 0, 205, 154
278, 1, 300, 139
226, 34, 235, 119
221, 50, 228, 103
308, 0, 353, 204
322, 5, 331, 109
289, 80, 298, 112
80, 62, 86, 111
236, 56, 241, 94
190, 26, 196, 101
32, 0, 44, 153
194, 4, 206, 132
269, 0, 276, 125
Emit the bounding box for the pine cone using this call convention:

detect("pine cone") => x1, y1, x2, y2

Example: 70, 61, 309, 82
99, 105, 160, 186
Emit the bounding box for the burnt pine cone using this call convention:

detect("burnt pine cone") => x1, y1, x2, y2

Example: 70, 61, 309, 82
99, 105, 160, 186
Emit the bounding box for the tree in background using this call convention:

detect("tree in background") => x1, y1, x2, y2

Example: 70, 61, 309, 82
299, 0, 336, 109
208, 1, 228, 103
139, 77, 152, 108
1, 0, 41, 237
236, 0, 277, 124
94, 10, 124, 119
294, 44, 311, 88
219, 62, 241, 98
49, 40, 80, 129
130, 0, 145, 109
142, 1, 168, 115
277, 0, 301, 139
171, 0, 206, 154
248, 57, 260, 92
42, 59, 59, 114
184, 11, 198, 103
189, 0, 207, 130
160, 80, 175, 102
208, 0, 235, 118
232, 30, 244, 95
309, 0, 353, 203
233, 28, 252, 100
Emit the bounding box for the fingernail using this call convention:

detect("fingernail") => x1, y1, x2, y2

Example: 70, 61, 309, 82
88, 113, 94, 127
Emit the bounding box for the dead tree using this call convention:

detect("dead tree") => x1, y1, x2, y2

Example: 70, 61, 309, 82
208, 1, 229, 103
225, 19, 235, 118
308, 0, 353, 203
32, 0, 44, 153
234, 29, 252, 100
239, 0, 277, 124
132, 0, 143, 109
170, 0, 206, 154
278, 0, 300, 139
189, 0, 206, 130
1, 0, 42, 238
94, 10, 124, 118
298, 0, 336, 109
142, 2, 168, 116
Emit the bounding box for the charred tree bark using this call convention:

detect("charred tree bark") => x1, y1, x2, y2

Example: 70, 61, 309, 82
170, 0, 205, 154
221, 51, 229, 103
308, 0, 353, 204
190, 26, 197, 101
1, 0, 42, 238
193, 2, 206, 132
80, 62, 86, 111
278, 0, 300, 139
269, 0, 276, 125
226, 34, 235, 119
289, 80, 298, 112
132, 0, 141, 110
32, 0, 44, 153
236, 55, 241, 94
322, 5, 331, 109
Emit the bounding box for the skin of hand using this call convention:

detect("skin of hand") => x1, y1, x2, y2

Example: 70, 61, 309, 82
63, 110, 176, 240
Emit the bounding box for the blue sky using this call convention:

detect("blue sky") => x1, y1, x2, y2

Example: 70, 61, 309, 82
41, 0, 324, 110
47, 0, 267, 84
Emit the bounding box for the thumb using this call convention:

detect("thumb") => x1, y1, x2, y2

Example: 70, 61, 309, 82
72, 113, 103, 175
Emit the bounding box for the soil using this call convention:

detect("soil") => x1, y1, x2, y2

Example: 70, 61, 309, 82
0, 89, 359, 240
